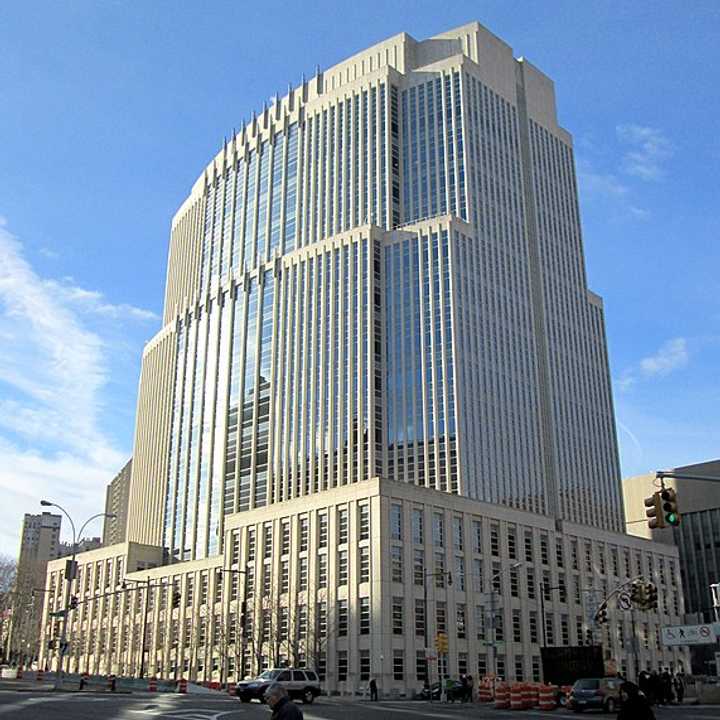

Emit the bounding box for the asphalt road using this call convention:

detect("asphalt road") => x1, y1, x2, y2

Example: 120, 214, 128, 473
0, 691, 719, 720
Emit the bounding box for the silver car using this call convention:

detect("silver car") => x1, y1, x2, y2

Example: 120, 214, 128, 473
236, 668, 321, 704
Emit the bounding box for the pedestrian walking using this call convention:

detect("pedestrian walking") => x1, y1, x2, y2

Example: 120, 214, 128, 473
674, 672, 685, 704
369, 677, 378, 701
265, 685, 303, 720
460, 674, 468, 703
466, 674, 474, 702
618, 682, 655, 720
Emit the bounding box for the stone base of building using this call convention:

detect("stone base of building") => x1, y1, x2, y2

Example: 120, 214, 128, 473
40, 478, 689, 693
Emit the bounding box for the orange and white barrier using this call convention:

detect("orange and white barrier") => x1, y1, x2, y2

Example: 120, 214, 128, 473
510, 683, 525, 710
177, 677, 187, 694
494, 683, 510, 709
148, 677, 157, 692
478, 684, 493, 703
538, 684, 557, 711
524, 683, 538, 709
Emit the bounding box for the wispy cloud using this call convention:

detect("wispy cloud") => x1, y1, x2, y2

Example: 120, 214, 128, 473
616, 124, 674, 182
0, 218, 152, 554
639, 337, 688, 376
616, 337, 689, 393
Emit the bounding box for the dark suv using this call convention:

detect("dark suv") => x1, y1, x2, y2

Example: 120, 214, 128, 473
236, 668, 321, 704
568, 677, 622, 713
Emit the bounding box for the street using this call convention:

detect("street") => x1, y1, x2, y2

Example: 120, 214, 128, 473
0, 691, 719, 720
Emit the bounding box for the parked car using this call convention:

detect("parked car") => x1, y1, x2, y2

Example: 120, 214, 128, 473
418, 679, 466, 702
236, 668, 321, 704
568, 677, 622, 713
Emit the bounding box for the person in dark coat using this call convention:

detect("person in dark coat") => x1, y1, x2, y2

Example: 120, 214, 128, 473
674, 672, 685, 704
618, 682, 655, 720
369, 678, 378, 701
265, 685, 303, 720
661, 670, 674, 704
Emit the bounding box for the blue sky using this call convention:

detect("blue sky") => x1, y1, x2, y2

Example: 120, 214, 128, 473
0, 1, 718, 554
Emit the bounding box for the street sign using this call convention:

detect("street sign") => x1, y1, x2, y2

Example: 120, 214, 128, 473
661, 623, 717, 646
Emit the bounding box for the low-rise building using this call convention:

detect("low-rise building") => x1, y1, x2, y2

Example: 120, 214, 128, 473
40, 479, 688, 690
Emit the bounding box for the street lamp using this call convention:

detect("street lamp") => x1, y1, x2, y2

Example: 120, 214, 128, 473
487, 561, 522, 686
40, 500, 115, 689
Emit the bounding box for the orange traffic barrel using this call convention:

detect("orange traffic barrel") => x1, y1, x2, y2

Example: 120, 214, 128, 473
538, 684, 557, 711
494, 682, 510, 709
510, 683, 525, 710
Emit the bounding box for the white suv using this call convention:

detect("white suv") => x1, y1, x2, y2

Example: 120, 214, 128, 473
236, 668, 322, 704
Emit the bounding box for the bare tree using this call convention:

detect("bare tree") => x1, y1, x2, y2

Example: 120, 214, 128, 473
0, 555, 17, 663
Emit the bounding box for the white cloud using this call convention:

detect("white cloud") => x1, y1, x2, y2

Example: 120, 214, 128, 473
615, 337, 689, 394
616, 124, 674, 181
639, 337, 688, 376
0, 220, 147, 555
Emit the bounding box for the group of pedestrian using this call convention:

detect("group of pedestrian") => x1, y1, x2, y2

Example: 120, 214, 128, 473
638, 669, 685, 705
458, 673, 474, 702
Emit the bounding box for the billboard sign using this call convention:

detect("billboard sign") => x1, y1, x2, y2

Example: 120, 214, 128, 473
661, 623, 717, 646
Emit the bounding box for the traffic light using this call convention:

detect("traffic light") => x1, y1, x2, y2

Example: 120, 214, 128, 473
595, 602, 609, 625
644, 582, 658, 610
435, 632, 449, 654
644, 491, 665, 529
660, 488, 680, 527
629, 580, 645, 607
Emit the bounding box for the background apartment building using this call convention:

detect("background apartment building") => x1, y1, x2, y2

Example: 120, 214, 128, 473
40, 21, 690, 690
103, 459, 132, 546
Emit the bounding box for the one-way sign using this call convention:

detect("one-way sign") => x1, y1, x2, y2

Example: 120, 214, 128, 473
661, 623, 717, 646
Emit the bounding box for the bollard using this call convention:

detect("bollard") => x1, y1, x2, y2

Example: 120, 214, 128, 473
509, 683, 525, 710
148, 677, 157, 692
16, 666, 23, 680
538, 684, 557, 711
494, 683, 510, 709
108, 674, 117, 692
178, 677, 188, 694
36, 669, 44, 682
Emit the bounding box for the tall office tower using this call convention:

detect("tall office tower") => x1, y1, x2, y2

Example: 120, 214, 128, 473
103, 459, 132, 546
6, 512, 61, 662
128, 21, 622, 562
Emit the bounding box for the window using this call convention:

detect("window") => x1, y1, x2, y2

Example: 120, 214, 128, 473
413, 550, 424, 585
561, 615, 569, 645
281, 521, 291, 555
391, 504, 402, 540
527, 568, 536, 599
472, 520, 482, 553
393, 650, 404, 680
316, 602, 327, 638
297, 605, 308, 639
436, 601, 447, 633
556, 539, 565, 567
299, 516, 309, 552
515, 658, 524, 682
186, 577, 194, 606
473, 559, 483, 592
338, 507, 349, 545
359, 504, 370, 541
490, 525, 499, 556
453, 517, 463, 551
432, 513, 444, 547
338, 550, 348, 585
524, 532, 533, 563
412, 509, 424, 544
263, 523, 273, 558
298, 557, 308, 591
391, 546, 402, 582
434, 553, 446, 587
508, 529, 517, 560
359, 650, 370, 681
510, 566, 519, 597
416, 651, 427, 681
281, 560, 289, 593
318, 554, 327, 588
512, 609, 522, 642
262, 562, 271, 595
359, 598, 370, 634
477, 654, 487, 678
392, 597, 403, 634
455, 556, 465, 591
337, 600, 348, 636
415, 599, 425, 637
540, 534, 549, 565
456, 604, 466, 638
545, 614, 554, 645
337, 650, 348, 681
529, 611, 538, 643
318, 513, 328, 548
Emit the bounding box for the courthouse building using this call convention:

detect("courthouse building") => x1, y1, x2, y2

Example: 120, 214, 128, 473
41, 21, 688, 690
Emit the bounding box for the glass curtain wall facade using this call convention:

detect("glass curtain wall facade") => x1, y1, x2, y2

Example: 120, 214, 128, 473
132, 22, 625, 562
